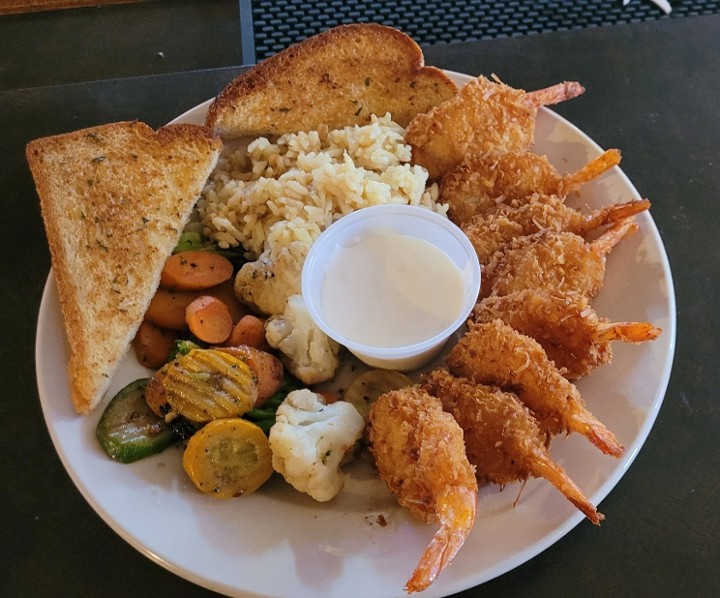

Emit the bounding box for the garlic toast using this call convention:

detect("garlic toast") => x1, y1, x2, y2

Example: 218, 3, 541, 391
206, 23, 458, 138
27, 121, 222, 414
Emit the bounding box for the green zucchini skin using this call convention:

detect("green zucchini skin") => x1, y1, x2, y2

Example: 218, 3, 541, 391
96, 378, 179, 463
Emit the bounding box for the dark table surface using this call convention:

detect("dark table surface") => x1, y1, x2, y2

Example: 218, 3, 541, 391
2, 12, 719, 598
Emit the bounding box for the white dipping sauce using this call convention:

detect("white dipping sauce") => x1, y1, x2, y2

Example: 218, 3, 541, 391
321, 232, 466, 348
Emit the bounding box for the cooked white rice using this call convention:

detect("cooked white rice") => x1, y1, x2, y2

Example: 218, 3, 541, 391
195, 113, 446, 259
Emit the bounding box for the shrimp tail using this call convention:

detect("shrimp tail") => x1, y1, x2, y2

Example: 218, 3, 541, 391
524, 81, 586, 108
567, 406, 625, 458
595, 321, 662, 343
575, 199, 651, 236
562, 149, 622, 189
404, 485, 477, 594
590, 217, 638, 257
530, 449, 604, 525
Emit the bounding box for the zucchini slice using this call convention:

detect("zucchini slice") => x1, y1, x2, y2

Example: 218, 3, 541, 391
96, 378, 178, 463
342, 369, 413, 422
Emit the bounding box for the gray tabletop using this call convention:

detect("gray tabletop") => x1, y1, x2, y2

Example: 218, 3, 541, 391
1, 13, 718, 598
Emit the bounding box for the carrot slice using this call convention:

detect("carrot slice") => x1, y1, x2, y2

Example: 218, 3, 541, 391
209, 278, 251, 323
144, 372, 170, 418
186, 295, 233, 344
216, 345, 283, 405
316, 390, 340, 404
146, 280, 248, 331
160, 250, 233, 291
132, 320, 178, 368
224, 314, 267, 348
145, 288, 199, 330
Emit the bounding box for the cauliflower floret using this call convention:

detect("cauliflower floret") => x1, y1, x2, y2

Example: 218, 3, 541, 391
234, 241, 309, 316
269, 389, 365, 502
265, 294, 340, 384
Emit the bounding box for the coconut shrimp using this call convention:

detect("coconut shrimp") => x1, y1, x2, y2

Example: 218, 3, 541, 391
473, 290, 662, 379
368, 386, 478, 593
463, 195, 650, 264
442, 149, 622, 226
481, 218, 638, 298
405, 75, 585, 179
421, 369, 603, 524
447, 319, 625, 457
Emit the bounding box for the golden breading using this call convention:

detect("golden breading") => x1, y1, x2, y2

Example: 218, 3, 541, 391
473, 290, 662, 379
405, 76, 584, 180
481, 220, 637, 299
441, 149, 621, 226
447, 319, 625, 457
421, 369, 603, 524
368, 385, 477, 593
462, 194, 650, 264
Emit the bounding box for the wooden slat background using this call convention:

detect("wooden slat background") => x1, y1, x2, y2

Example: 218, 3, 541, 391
0, 0, 149, 15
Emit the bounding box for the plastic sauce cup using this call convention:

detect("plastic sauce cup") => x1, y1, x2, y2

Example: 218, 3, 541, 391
301, 204, 481, 371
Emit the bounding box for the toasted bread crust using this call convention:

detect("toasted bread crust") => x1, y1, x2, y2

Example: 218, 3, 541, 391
206, 23, 458, 138
27, 121, 221, 414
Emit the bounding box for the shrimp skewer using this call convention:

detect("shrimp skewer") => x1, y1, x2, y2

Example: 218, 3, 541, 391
463, 195, 650, 264
481, 218, 638, 298
422, 370, 603, 524
473, 290, 662, 379
405, 75, 585, 180
368, 386, 478, 593
441, 149, 622, 227
447, 319, 625, 457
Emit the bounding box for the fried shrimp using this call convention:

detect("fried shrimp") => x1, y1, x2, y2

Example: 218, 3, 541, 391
481, 218, 638, 298
441, 149, 622, 226
463, 195, 651, 264
368, 386, 478, 593
405, 75, 585, 179
421, 369, 603, 524
473, 290, 662, 379
447, 319, 625, 457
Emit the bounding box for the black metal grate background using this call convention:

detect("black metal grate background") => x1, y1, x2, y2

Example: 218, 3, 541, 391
247, 0, 720, 61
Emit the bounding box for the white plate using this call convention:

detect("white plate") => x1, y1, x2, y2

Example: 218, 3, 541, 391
35, 72, 676, 598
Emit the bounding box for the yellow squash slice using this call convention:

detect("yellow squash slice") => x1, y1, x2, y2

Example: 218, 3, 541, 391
162, 349, 258, 422
183, 418, 273, 498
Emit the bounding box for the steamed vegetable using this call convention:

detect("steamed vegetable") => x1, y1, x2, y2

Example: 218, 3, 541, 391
342, 369, 413, 422
160, 250, 234, 291
268, 389, 364, 502
167, 338, 204, 361
160, 349, 258, 422
144, 280, 248, 333
243, 371, 301, 433
132, 320, 178, 369
96, 378, 178, 463
144, 287, 202, 330
265, 294, 340, 384
173, 231, 247, 269
183, 418, 273, 498
185, 295, 233, 344
217, 345, 284, 405
224, 314, 267, 348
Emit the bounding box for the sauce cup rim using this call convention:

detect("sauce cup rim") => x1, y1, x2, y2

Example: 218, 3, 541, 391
302, 204, 481, 367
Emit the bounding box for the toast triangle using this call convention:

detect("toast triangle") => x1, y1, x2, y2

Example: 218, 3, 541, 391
27, 121, 222, 414
206, 23, 458, 138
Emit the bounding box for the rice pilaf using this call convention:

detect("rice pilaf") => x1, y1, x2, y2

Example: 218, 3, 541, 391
195, 113, 446, 260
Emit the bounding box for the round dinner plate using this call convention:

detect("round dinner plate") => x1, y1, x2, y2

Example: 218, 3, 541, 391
35, 71, 676, 597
